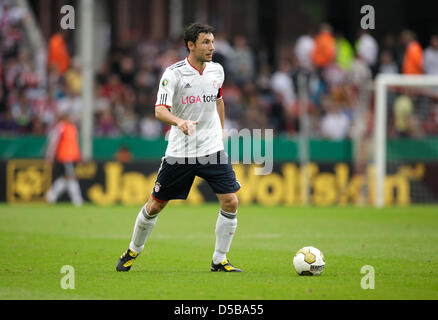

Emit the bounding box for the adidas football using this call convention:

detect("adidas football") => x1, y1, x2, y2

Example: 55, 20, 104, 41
293, 246, 326, 276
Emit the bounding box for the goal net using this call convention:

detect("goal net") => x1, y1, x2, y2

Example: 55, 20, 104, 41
374, 74, 438, 207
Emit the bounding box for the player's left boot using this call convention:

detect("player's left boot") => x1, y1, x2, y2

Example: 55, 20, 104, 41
116, 249, 138, 272
211, 259, 243, 272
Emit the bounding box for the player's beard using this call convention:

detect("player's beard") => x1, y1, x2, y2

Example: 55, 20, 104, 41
196, 51, 213, 63
205, 52, 213, 62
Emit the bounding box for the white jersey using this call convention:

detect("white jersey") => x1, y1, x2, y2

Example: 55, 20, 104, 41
155, 58, 225, 158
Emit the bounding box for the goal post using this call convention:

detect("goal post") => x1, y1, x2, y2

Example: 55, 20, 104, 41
297, 72, 311, 205
374, 74, 438, 208
80, 0, 95, 161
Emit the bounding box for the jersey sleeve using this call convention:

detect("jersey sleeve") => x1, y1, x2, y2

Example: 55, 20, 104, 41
216, 64, 225, 101
155, 68, 177, 109
217, 86, 223, 100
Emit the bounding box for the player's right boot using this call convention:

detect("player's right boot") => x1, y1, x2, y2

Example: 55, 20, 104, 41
116, 249, 138, 272
211, 259, 243, 272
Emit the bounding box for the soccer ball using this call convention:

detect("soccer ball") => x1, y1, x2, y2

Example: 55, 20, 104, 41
293, 246, 326, 276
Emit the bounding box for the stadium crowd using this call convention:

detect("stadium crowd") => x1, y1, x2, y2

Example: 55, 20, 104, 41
1, 1, 438, 139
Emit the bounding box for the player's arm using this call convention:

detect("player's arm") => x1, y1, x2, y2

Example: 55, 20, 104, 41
216, 98, 225, 129
155, 69, 197, 135
155, 106, 198, 135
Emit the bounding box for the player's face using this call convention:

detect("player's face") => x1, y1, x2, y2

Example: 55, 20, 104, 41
192, 32, 215, 62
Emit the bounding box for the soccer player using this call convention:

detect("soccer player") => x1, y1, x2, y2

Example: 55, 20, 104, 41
45, 111, 83, 207
116, 23, 242, 272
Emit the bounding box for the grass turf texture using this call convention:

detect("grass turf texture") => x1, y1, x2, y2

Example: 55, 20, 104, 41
0, 204, 437, 300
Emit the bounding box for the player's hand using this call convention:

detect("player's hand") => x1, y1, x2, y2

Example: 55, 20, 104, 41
177, 119, 199, 136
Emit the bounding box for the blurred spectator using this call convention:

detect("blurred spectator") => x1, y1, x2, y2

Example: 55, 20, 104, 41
57, 84, 82, 124
294, 31, 315, 71
393, 93, 414, 137
270, 60, 296, 112
134, 63, 156, 92
119, 55, 136, 86
157, 48, 179, 73
401, 30, 423, 75
213, 31, 234, 73
311, 23, 336, 69
320, 94, 351, 140
268, 92, 287, 133
335, 33, 354, 71
16, 49, 41, 91
117, 106, 138, 135
31, 116, 45, 135
380, 33, 403, 71
323, 62, 346, 89
47, 65, 63, 97
137, 37, 160, 61
378, 50, 399, 74
222, 81, 245, 129
102, 73, 125, 101
255, 63, 272, 93
48, 30, 71, 75
0, 109, 19, 134
356, 30, 379, 69
241, 82, 258, 110
11, 90, 32, 132
140, 112, 163, 138
94, 85, 111, 114
424, 35, 438, 75
0, 2, 25, 60
244, 106, 268, 131
96, 60, 111, 85
64, 57, 82, 95
33, 89, 58, 130
97, 108, 118, 136
0, 1, 25, 28
347, 53, 372, 86
229, 35, 255, 85
4, 55, 21, 90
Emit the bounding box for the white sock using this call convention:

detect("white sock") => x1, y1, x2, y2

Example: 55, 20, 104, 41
47, 177, 67, 203
129, 206, 158, 254
212, 209, 237, 265
67, 179, 83, 207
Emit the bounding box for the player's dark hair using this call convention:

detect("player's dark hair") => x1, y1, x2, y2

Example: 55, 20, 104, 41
184, 23, 215, 51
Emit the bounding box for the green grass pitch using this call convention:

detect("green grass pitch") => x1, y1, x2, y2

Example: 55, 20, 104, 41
0, 204, 437, 300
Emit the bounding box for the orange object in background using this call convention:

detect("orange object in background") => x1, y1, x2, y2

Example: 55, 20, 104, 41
55, 120, 81, 163
403, 41, 423, 74
48, 32, 71, 74
312, 30, 336, 68
115, 145, 133, 163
